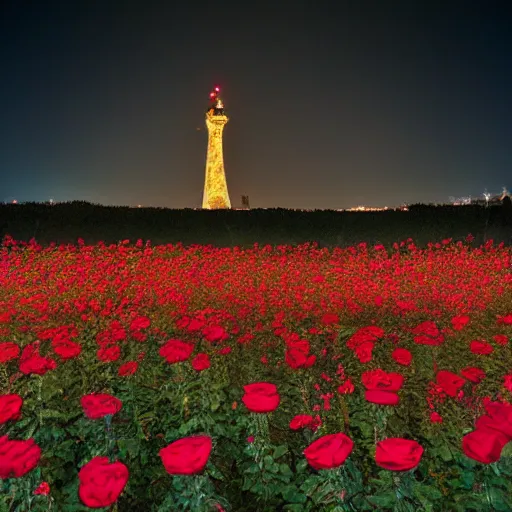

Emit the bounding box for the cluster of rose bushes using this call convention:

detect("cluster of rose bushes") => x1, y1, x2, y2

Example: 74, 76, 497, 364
1, 235, 512, 510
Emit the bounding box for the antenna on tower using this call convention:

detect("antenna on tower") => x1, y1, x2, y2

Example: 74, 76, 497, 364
207, 86, 224, 115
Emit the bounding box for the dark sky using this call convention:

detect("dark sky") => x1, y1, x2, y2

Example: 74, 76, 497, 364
1, 1, 511, 209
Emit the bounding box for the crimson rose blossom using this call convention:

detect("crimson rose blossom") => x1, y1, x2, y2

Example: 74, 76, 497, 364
97, 345, 121, 363
470, 340, 494, 355
81, 394, 122, 419
362, 369, 403, 405
0, 342, 20, 363
159, 435, 212, 475
0, 394, 23, 424
451, 315, 470, 331
365, 390, 400, 406
34, 482, 50, 496
289, 415, 317, 431
354, 341, 374, 363
337, 379, 355, 395
304, 433, 354, 470
430, 412, 443, 424
462, 429, 508, 464
321, 313, 339, 325
0, 436, 41, 478
475, 401, 512, 440
242, 382, 280, 413
392, 348, 412, 366
203, 325, 228, 343
375, 438, 424, 471
52, 339, 82, 360
19, 343, 56, 376
159, 339, 194, 364
191, 353, 211, 371
79, 457, 129, 508
129, 315, 150, 331
504, 375, 512, 393
118, 361, 138, 376
285, 348, 316, 369
460, 367, 486, 384
493, 334, 508, 345
436, 370, 465, 397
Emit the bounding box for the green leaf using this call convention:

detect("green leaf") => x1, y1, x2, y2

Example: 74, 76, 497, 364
367, 491, 397, 508
489, 487, 512, 511
280, 463, 294, 478
273, 444, 288, 459
117, 439, 140, 458
413, 483, 443, 501
436, 444, 453, 462
281, 484, 307, 504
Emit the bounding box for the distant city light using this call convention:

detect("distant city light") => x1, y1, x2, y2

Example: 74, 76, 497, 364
346, 205, 390, 212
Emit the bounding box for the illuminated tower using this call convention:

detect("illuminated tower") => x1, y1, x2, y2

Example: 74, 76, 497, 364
202, 86, 231, 209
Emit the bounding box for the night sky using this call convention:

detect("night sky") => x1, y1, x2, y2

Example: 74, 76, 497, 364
1, 1, 511, 209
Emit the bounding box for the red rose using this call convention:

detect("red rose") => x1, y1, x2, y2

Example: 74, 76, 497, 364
0, 394, 23, 424
462, 429, 508, 464
436, 370, 465, 397
0, 436, 41, 478
52, 339, 82, 360
346, 326, 384, 349
242, 382, 280, 413
203, 325, 228, 343
451, 315, 470, 331
286, 338, 310, 353
0, 342, 20, 363
131, 331, 147, 342
363, 326, 385, 338
34, 482, 50, 496
392, 348, 412, 366
354, 341, 374, 363
498, 314, 512, 325
304, 433, 354, 470
413, 334, 444, 346
81, 394, 122, 419
412, 321, 439, 337
191, 353, 211, 371
290, 415, 316, 430
470, 340, 493, 355
159, 435, 212, 475
321, 313, 339, 325
97, 345, 121, 363
475, 402, 512, 439
187, 318, 205, 332
337, 379, 355, 395
285, 348, 316, 369
362, 369, 403, 391
365, 390, 400, 406
375, 438, 424, 471
129, 316, 150, 331
78, 457, 129, 508
118, 361, 138, 376
430, 412, 443, 423
493, 334, 508, 345
19, 343, 56, 376
159, 339, 194, 364
460, 367, 486, 384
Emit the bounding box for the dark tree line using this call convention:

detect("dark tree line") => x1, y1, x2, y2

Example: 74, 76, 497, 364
0, 201, 511, 248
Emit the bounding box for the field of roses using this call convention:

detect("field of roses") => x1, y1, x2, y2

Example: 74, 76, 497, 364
1, 234, 512, 511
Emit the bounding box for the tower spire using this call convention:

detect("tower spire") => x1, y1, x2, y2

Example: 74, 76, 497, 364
202, 86, 231, 209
